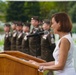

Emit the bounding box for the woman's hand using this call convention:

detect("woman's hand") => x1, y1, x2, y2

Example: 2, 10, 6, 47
38, 66, 47, 72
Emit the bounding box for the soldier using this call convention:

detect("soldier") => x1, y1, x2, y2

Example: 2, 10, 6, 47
22, 22, 30, 54
4, 23, 11, 51
41, 19, 56, 62
29, 16, 42, 57
16, 21, 23, 52
41, 19, 56, 75
11, 21, 17, 50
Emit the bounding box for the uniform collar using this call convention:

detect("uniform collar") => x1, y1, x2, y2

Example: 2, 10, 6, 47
13, 30, 16, 32
5, 32, 8, 34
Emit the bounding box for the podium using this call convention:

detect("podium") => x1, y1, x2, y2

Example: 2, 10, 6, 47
0, 51, 46, 75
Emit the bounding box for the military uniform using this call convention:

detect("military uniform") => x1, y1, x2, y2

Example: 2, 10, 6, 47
22, 32, 29, 54
41, 30, 56, 62
16, 31, 23, 52
29, 27, 42, 57
11, 30, 17, 50
4, 32, 11, 51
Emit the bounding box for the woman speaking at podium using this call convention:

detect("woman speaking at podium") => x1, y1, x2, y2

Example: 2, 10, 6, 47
29, 12, 76, 75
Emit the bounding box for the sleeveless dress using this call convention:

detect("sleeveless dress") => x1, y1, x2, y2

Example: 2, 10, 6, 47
53, 33, 76, 75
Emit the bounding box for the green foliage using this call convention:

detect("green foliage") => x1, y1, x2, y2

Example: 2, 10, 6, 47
55, 2, 69, 13
47, 9, 59, 19
43, 70, 49, 75
39, 2, 69, 19
6, 1, 26, 22
24, 2, 40, 21
68, 2, 76, 9
69, 4, 76, 23
72, 23, 76, 33
5, 1, 40, 22
39, 2, 56, 19
0, 40, 4, 46
0, 1, 7, 13
0, 14, 5, 22
0, 1, 76, 23
0, 27, 4, 32
0, 1, 7, 22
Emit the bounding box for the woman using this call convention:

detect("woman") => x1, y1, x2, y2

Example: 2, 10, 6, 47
29, 12, 76, 75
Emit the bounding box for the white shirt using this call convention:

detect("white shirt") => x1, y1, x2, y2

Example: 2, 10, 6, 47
53, 33, 76, 75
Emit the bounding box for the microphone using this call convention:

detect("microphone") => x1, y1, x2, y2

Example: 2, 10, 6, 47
38, 31, 49, 35
27, 31, 49, 37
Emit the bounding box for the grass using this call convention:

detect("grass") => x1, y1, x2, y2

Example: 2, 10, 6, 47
0, 40, 4, 46
43, 70, 49, 75
0, 28, 4, 32
74, 40, 76, 44
0, 40, 4, 52
44, 70, 55, 75
75, 40, 76, 43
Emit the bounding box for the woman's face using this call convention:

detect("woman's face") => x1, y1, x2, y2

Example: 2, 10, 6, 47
51, 17, 60, 34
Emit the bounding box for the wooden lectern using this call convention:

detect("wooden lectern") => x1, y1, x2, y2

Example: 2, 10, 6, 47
0, 51, 46, 75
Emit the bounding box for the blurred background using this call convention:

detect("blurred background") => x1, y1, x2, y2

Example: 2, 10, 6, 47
0, 0, 76, 70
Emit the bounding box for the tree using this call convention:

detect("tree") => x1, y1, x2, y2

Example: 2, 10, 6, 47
55, 2, 69, 13
68, 2, 76, 23
39, 2, 69, 19
25, 2, 40, 21
0, 1, 7, 22
69, 4, 76, 23
6, 1, 27, 22
39, 2, 56, 19
0, 1, 7, 13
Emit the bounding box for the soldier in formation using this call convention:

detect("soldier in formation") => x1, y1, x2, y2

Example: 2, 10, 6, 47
22, 22, 30, 54
3, 17, 56, 67
41, 19, 56, 62
29, 16, 42, 57
11, 21, 17, 50
40, 19, 56, 75
4, 23, 11, 51
16, 21, 23, 52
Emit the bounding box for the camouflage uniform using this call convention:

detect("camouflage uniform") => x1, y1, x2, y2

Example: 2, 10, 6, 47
11, 30, 17, 50
29, 27, 42, 57
22, 32, 29, 54
4, 32, 11, 51
41, 30, 56, 62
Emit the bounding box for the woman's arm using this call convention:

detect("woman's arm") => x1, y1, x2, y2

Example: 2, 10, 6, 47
39, 61, 55, 66
29, 60, 55, 66
40, 38, 70, 71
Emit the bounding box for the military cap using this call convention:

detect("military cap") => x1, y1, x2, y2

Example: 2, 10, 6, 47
16, 21, 23, 26
4, 23, 11, 27
31, 16, 39, 21
25, 22, 30, 28
24, 22, 30, 28
12, 21, 18, 25
43, 19, 50, 25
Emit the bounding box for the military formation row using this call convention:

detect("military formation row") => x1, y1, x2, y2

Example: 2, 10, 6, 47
4, 16, 56, 62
